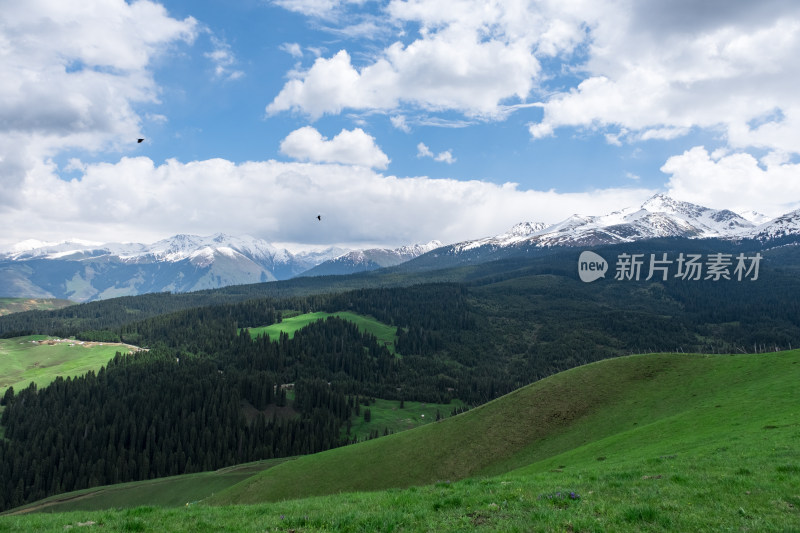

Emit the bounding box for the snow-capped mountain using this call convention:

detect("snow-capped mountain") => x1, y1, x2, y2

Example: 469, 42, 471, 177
3, 194, 800, 302
406, 194, 800, 271
528, 194, 759, 247
0, 234, 444, 302
750, 209, 800, 242
0, 234, 352, 302
449, 194, 776, 252
454, 222, 550, 252
300, 240, 443, 277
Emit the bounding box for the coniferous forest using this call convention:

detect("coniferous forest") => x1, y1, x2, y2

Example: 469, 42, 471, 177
1, 243, 800, 510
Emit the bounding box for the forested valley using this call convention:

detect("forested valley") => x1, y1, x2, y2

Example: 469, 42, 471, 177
1, 242, 800, 510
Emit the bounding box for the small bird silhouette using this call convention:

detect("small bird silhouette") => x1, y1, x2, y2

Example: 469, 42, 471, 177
316, 215, 322, 221
137, 138, 144, 143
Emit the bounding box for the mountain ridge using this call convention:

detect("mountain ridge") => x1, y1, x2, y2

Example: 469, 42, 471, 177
2, 194, 800, 301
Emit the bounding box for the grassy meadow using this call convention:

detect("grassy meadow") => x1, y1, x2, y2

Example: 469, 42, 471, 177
1, 350, 797, 531
0, 298, 73, 316
345, 398, 466, 441
245, 311, 400, 354
0, 335, 139, 394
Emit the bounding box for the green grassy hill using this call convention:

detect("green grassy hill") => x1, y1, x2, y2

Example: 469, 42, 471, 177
207, 349, 800, 505
3, 349, 797, 531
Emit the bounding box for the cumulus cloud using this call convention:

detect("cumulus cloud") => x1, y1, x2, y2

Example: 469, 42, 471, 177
528, 1, 800, 157
663, 146, 800, 217
0, 156, 656, 247
0, 0, 197, 201
280, 126, 390, 169
266, 0, 567, 119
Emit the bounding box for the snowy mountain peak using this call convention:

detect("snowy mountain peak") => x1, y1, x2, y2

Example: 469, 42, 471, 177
640, 193, 707, 218
751, 208, 800, 241
446, 194, 795, 254
738, 210, 771, 224
396, 240, 443, 255
508, 222, 550, 237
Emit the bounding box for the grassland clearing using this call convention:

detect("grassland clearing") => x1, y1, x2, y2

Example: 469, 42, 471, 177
245, 311, 400, 354
0, 335, 141, 394
346, 398, 466, 441
0, 298, 73, 316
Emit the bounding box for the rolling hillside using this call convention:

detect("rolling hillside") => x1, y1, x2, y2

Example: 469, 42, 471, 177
5, 349, 797, 532
207, 349, 800, 504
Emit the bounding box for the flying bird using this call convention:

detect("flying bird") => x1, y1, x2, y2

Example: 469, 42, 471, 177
137, 138, 144, 143
317, 215, 322, 221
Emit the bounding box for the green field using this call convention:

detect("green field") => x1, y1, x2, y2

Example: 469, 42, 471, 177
1, 459, 290, 516
346, 398, 466, 441
0, 335, 139, 394
0, 298, 73, 316
2, 350, 798, 531
246, 311, 400, 354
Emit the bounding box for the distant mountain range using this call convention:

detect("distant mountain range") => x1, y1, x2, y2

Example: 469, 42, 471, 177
402, 194, 800, 271
451, 193, 796, 251
2, 194, 799, 301
299, 241, 442, 277
0, 235, 439, 302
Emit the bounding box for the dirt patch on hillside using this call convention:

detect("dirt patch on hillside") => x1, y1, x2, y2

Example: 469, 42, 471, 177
34, 338, 144, 353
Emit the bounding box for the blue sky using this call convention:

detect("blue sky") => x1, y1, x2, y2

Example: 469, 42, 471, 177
2, 0, 800, 249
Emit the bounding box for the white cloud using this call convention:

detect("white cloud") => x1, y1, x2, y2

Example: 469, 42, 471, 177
280, 42, 304, 58
0, 0, 197, 201
266, 0, 562, 119
528, 1, 800, 158
391, 115, 411, 132
205, 36, 244, 81
280, 126, 390, 169
0, 156, 656, 247
663, 146, 800, 217
272, 0, 369, 20
416, 142, 433, 158
272, 0, 340, 18
434, 150, 455, 164
417, 142, 455, 163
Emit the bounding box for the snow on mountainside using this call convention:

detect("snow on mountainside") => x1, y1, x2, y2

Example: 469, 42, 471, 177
449, 194, 776, 253
3, 194, 800, 301
456, 222, 549, 252
738, 210, 771, 225
750, 209, 800, 242
0, 233, 435, 301
0, 239, 144, 261
0, 234, 345, 301
1, 234, 300, 266
112, 234, 283, 265
301, 240, 443, 277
